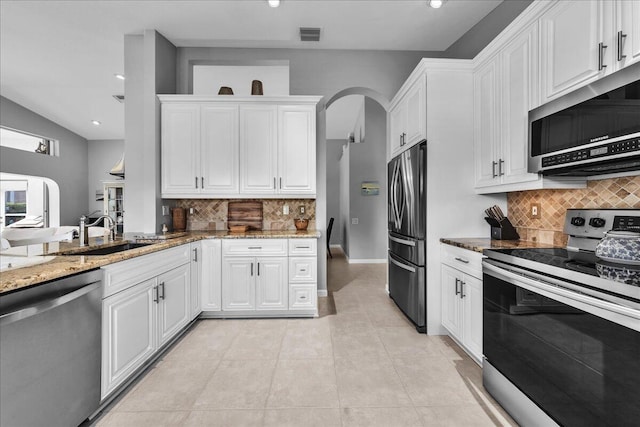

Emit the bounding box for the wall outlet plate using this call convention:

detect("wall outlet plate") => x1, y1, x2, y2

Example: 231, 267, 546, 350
283, 205, 289, 215
530, 203, 541, 219
162, 205, 169, 216
298, 205, 305, 215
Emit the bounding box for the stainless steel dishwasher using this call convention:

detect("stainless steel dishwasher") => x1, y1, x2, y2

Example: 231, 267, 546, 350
0, 269, 102, 427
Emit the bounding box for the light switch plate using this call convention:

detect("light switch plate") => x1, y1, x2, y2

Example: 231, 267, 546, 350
283, 205, 289, 215
162, 205, 169, 216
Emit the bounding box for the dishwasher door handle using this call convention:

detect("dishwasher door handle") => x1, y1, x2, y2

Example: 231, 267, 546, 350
0, 281, 101, 326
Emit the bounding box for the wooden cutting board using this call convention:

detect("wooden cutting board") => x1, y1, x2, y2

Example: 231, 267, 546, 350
227, 201, 263, 230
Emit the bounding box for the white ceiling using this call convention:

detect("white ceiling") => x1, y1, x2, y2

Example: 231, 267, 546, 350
0, 0, 502, 141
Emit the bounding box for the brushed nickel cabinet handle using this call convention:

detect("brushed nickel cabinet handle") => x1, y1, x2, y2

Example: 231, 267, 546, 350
455, 256, 469, 264
201, 177, 204, 188
300, 295, 307, 300
455, 278, 460, 295
193, 248, 198, 262
617, 31, 627, 61
153, 285, 159, 303
257, 262, 260, 276
279, 177, 282, 189
251, 263, 254, 276
461, 281, 466, 299
498, 159, 504, 176
492, 161, 498, 178
195, 177, 198, 189
598, 42, 608, 70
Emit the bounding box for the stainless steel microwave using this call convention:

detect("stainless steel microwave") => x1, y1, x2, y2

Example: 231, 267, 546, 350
528, 61, 640, 177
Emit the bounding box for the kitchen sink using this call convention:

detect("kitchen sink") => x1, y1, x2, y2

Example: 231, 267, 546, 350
65, 242, 154, 256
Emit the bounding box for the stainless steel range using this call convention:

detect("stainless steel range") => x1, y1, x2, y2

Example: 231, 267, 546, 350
482, 209, 640, 427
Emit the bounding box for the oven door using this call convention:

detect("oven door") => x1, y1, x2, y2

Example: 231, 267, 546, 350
482, 260, 640, 427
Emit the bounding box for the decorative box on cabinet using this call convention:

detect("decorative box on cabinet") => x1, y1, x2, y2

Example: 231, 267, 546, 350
159, 96, 320, 199
440, 244, 483, 365
101, 244, 192, 399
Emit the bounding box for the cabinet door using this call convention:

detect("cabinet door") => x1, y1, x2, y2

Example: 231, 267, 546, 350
101, 279, 156, 399
541, 0, 606, 102
616, 0, 640, 69
501, 24, 541, 185
461, 274, 483, 363
201, 239, 222, 312
473, 58, 500, 188
388, 103, 405, 158
190, 242, 202, 319
222, 257, 256, 310
278, 105, 316, 195
239, 105, 278, 194
440, 265, 462, 341
404, 77, 427, 147
161, 103, 200, 196
201, 104, 239, 194
255, 257, 288, 310
158, 263, 190, 347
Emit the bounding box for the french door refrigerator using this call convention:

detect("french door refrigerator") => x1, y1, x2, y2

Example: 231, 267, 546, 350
388, 141, 426, 332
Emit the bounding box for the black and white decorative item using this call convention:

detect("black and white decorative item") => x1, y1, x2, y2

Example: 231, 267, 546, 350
595, 231, 640, 264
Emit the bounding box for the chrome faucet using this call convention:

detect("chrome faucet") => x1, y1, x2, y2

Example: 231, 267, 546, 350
79, 215, 116, 246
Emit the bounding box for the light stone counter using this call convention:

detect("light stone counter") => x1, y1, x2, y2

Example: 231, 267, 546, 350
0, 230, 321, 294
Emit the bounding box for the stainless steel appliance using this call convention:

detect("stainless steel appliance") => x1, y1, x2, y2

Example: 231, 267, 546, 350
528, 61, 640, 176
0, 270, 103, 427
482, 209, 640, 427
388, 141, 426, 332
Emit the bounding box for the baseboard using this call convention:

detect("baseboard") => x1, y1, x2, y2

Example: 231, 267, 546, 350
329, 244, 341, 249
317, 289, 328, 297
347, 258, 387, 264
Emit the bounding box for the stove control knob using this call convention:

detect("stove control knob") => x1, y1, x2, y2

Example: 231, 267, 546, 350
570, 217, 585, 226
589, 217, 606, 228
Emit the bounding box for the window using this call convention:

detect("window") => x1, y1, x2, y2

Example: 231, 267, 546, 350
3, 184, 27, 227
0, 127, 59, 156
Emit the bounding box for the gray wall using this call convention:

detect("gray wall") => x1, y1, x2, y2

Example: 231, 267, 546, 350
87, 139, 124, 214
0, 96, 88, 226
125, 30, 177, 234
347, 98, 387, 261
326, 139, 345, 247
339, 143, 350, 257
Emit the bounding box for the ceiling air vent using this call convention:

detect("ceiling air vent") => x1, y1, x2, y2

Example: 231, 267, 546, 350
112, 94, 125, 103
300, 27, 321, 42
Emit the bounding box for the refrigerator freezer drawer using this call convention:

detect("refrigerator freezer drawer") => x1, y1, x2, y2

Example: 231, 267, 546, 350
389, 232, 424, 266
388, 252, 426, 332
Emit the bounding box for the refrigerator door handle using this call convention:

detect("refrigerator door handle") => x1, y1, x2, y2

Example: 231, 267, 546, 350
391, 160, 401, 229
389, 255, 416, 273
389, 235, 416, 247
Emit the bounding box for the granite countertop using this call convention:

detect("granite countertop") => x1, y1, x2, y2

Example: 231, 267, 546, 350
0, 229, 321, 295
440, 237, 556, 254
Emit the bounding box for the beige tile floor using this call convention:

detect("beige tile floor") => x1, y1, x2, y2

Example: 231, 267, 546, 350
95, 248, 518, 427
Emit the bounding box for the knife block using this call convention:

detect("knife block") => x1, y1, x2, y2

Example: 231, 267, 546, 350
490, 218, 520, 240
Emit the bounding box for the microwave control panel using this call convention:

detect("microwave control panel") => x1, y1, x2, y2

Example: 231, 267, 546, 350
542, 137, 640, 168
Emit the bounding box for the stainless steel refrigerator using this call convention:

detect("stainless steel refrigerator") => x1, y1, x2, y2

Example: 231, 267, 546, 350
388, 141, 426, 332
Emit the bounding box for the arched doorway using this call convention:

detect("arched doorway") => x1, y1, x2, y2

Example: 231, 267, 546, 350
315, 87, 389, 294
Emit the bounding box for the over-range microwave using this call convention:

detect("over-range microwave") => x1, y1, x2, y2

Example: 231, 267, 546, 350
528, 61, 640, 177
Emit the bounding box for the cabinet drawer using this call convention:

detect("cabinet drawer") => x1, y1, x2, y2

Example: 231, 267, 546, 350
440, 244, 483, 279
288, 238, 317, 256
289, 257, 317, 283
102, 244, 191, 298
289, 284, 316, 309
222, 239, 287, 256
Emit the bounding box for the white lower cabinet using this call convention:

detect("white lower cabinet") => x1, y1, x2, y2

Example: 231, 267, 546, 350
101, 244, 191, 400
217, 238, 317, 317
200, 239, 222, 312
189, 242, 202, 319
440, 244, 483, 365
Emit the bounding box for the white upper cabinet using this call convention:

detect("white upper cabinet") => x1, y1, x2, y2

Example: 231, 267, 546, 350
540, 0, 639, 103
473, 57, 500, 188
161, 103, 200, 196
615, 0, 640, 69
160, 96, 320, 199
388, 74, 426, 159
278, 105, 316, 194
540, 0, 606, 102
201, 105, 239, 194
239, 105, 278, 194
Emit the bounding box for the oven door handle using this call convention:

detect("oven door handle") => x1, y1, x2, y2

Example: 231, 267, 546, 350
483, 260, 640, 331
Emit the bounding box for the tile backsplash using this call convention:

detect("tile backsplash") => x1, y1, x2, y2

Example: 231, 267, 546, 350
507, 176, 640, 245
174, 199, 316, 231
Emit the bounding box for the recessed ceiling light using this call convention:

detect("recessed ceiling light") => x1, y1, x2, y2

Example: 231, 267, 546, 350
114, 74, 125, 80
268, 0, 280, 8
91, 120, 101, 126
429, 0, 443, 8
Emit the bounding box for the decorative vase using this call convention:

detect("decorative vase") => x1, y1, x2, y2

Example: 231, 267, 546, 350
218, 86, 234, 95
251, 80, 263, 95
294, 218, 309, 231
